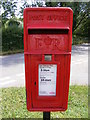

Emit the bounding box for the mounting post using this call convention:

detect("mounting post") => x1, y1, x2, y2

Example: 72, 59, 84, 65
43, 112, 50, 120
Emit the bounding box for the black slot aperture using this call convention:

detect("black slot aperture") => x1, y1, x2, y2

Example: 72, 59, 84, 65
28, 29, 69, 34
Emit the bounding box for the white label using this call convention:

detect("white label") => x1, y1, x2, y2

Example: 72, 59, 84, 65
39, 64, 57, 96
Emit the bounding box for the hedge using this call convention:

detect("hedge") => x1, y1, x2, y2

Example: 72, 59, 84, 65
2, 26, 24, 52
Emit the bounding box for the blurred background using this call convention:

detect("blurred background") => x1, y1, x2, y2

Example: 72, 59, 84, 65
0, 0, 89, 55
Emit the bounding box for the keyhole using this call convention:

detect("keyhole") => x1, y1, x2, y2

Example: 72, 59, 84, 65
34, 82, 36, 85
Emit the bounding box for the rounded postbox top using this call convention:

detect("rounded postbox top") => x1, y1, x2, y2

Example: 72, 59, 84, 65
24, 8, 73, 21
24, 7, 73, 12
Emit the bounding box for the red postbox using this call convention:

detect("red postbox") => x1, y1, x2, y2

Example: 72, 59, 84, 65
24, 7, 73, 111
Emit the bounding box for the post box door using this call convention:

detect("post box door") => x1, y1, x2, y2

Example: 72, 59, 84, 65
30, 54, 65, 108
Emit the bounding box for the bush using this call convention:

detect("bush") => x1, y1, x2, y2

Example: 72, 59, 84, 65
72, 34, 88, 45
5, 19, 23, 29
2, 26, 24, 52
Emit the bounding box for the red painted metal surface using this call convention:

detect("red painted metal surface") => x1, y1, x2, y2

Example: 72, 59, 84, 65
24, 7, 73, 111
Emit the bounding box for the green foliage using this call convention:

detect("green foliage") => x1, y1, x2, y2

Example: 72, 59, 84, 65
45, 2, 60, 7
19, 1, 29, 18
5, 19, 23, 28
1, 86, 88, 118
73, 3, 89, 37
72, 35, 88, 45
1, 0, 17, 19
65, 2, 89, 34
2, 26, 23, 52
36, 1, 45, 7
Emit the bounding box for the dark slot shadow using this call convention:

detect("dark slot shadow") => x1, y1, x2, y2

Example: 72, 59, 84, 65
28, 29, 69, 34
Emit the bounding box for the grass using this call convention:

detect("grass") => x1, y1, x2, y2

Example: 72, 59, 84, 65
0, 86, 88, 119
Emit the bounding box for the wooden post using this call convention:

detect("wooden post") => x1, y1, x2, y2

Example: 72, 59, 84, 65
43, 112, 50, 120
